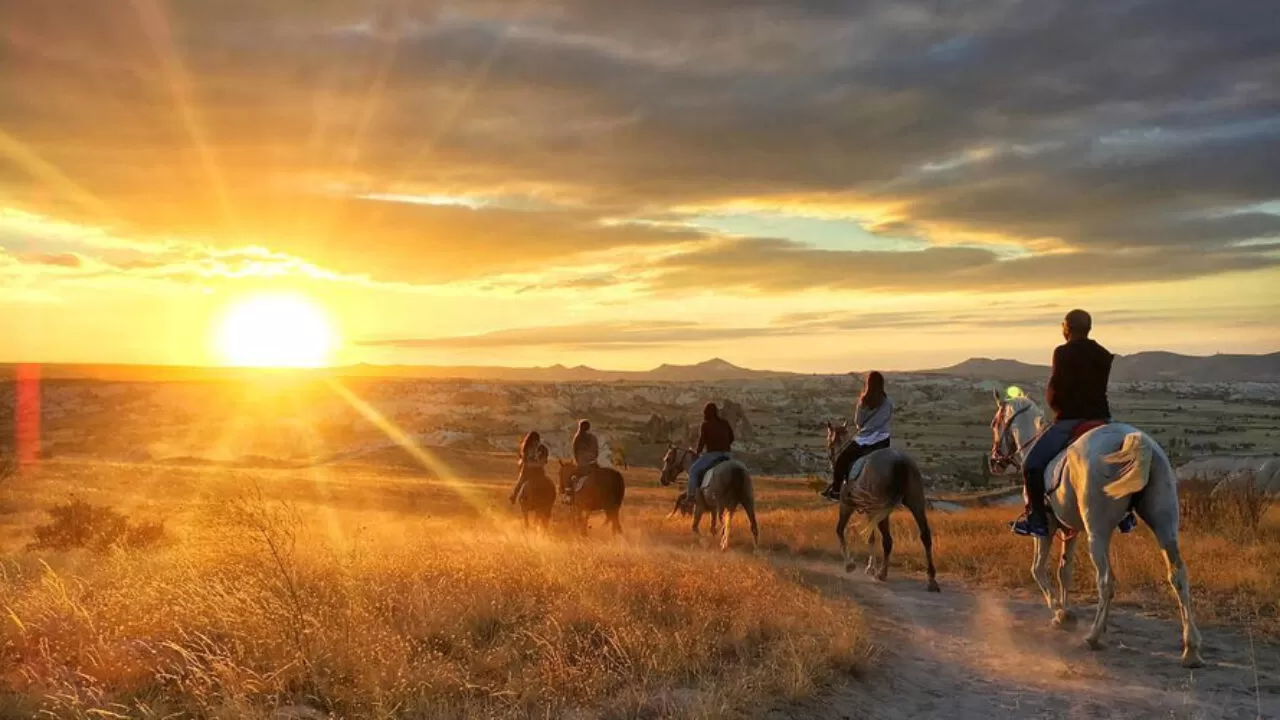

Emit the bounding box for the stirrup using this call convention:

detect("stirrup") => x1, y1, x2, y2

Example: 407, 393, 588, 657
1118, 511, 1138, 534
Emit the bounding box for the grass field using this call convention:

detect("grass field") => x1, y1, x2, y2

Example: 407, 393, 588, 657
1, 455, 1276, 718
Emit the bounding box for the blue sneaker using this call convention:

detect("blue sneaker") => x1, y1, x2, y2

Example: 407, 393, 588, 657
1118, 512, 1138, 534
1011, 513, 1051, 538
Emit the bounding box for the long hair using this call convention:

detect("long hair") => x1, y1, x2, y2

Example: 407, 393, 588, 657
703, 402, 719, 421
520, 431, 541, 459
859, 371, 887, 410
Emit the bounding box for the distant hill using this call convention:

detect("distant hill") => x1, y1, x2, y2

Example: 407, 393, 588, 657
4, 350, 1277, 384
916, 358, 1049, 383
1111, 351, 1280, 383
339, 357, 794, 383
919, 351, 1280, 384
0, 358, 794, 384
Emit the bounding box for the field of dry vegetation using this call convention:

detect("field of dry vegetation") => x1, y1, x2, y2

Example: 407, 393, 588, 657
1, 455, 1276, 719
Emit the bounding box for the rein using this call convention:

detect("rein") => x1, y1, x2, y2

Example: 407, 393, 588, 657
991, 404, 1034, 470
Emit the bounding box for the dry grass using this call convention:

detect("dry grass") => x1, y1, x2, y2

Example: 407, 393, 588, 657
3, 457, 1278, 717
0, 466, 868, 719
691, 485, 1280, 638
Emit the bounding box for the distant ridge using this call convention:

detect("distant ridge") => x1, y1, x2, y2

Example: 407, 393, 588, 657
0, 357, 794, 384
918, 351, 1280, 384
917, 357, 1048, 383
3, 350, 1277, 384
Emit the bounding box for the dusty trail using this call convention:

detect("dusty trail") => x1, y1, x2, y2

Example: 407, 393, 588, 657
768, 557, 1280, 720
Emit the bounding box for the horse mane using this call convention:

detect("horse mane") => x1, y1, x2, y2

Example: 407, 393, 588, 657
1006, 396, 1040, 414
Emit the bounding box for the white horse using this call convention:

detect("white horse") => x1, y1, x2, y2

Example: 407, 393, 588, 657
989, 392, 1203, 667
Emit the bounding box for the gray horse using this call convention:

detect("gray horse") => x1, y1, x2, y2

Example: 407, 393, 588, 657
835, 447, 940, 593
989, 392, 1203, 667
660, 446, 759, 552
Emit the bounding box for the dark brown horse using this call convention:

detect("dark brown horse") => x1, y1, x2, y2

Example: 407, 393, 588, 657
557, 460, 626, 536
516, 463, 557, 530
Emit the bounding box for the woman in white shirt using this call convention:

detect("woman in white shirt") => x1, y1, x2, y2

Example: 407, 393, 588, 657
822, 371, 894, 501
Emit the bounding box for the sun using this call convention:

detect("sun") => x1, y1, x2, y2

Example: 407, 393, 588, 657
215, 293, 338, 368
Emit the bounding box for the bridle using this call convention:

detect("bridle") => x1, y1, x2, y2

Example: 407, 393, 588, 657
659, 447, 693, 487
990, 403, 1034, 473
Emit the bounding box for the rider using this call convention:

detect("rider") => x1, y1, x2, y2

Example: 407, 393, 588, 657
569, 419, 599, 496
686, 402, 734, 508
1013, 309, 1114, 537
823, 371, 894, 501
509, 430, 544, 504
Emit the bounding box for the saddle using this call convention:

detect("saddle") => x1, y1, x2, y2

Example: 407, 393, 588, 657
698, 454, 732, 489
1040, 420, 1109, 492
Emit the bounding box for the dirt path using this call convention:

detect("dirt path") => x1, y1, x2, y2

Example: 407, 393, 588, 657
769, 558, 1280, 720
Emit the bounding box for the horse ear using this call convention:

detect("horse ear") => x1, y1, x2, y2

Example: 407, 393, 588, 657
825, 420, 832, 430
992, 389, 1002, 407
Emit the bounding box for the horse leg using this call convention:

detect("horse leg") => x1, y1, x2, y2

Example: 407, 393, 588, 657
607, 508, 623, 537
836, 505, 855, 573
742, 494, 760, 554
906, 497, 940, 592
1083, 529, 1117, 650
874, 518, 892, 582
1031, 533, 1056, 614
1159, 538, 1204, 668
864, 526, 879, 577
719, 506, 733, 552
1053, 534, 1080, 629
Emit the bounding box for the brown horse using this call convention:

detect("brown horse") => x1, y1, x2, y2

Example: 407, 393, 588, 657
557, 460, 626, 536
835, 447, 940, 592
825, 420, 850, 471
516, 463, 557, 530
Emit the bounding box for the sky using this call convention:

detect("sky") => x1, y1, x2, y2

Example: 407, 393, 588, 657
1, 0, 1278, 372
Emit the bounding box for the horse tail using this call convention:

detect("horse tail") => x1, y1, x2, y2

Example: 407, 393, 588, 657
611, 468, 626, 508
728, 463, 747, 498
1102, 431, 1153, 500
857, 454, 909, 543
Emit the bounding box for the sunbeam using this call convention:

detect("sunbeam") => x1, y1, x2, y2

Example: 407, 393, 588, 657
325, 378, 493, 516
129, 0, 234, 230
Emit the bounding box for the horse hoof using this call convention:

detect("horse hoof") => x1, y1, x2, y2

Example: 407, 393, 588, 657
844, 562, 856, 574
875, 571, 889, 583
1052, 611, 1078, 630
926, 579, 941, 593
1181, 650, 1205, 669
1085, 637, 1106, 651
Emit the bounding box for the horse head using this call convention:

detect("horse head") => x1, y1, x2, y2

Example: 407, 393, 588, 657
658, 445, 688, 487
988, 391, 1042, 476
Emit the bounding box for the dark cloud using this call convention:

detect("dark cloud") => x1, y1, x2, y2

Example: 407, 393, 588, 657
1, 0, 1278, 288
363, 302, 1276, 350
645, 238, 1277, 293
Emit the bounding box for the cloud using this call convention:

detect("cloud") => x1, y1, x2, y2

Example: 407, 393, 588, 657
644, 238, 1276, 294
2, 0, 1279, 291
18, 251, 83, 268
361, 303, 1275, 351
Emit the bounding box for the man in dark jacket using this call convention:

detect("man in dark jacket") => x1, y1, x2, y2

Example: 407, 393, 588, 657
1013, 309, 1114, 537
686, 402, 734, 507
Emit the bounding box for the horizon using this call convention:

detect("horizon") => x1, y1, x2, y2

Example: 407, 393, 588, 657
2, 347, 1277, 379
3, 4, 1279, 371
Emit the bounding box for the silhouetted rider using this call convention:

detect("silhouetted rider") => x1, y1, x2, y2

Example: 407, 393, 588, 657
1013, 309, 1113, 537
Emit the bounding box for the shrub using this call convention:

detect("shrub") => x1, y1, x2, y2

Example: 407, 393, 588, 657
29, 498, 169, 553
1179, 472, 1273, 542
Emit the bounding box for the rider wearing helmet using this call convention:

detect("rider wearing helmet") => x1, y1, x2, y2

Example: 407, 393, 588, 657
1013, 309, 1114, 537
